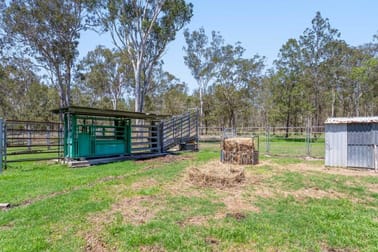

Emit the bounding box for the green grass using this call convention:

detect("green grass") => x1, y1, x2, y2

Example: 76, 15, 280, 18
5, 146, 61, 162
0, 142, 377, 251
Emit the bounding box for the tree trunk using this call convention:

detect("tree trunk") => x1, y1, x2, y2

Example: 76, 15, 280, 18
285, 112, 290, 139
134, 63, 143, 113
199, 84, 203, 126
331, 87, 335, 117
355, 81, 360, 117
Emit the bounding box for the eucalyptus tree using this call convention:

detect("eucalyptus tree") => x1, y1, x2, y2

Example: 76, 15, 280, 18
97, 0, 193, 112
0, 57, 49, 120
353, 37, 378, 116
213, 42, 264, 128
273, 38, 308, 136
144, 70, 189, 115
77, 46, 133, 110
350, 54, 378, 116
299, 11, 340, 126
183, 27, 223, 122
1, 0, 96, 109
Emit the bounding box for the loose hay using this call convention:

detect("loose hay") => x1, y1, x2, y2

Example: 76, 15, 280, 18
188, 161, 245, 187
221, 137, 259, 165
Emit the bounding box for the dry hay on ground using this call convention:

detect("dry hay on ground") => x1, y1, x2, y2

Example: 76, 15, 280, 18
188, 160, 245, 188
222, 137, 258, 165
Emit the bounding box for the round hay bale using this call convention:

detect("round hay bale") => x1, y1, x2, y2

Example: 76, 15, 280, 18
188, 161, 245, 188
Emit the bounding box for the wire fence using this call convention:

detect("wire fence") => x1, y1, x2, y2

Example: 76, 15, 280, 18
199, 126, 325, 158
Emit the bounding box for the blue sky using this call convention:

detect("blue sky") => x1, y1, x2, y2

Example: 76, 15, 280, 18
78, 0, 378, 92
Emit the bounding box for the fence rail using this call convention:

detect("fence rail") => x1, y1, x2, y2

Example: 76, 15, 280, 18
4, 120, 63, 165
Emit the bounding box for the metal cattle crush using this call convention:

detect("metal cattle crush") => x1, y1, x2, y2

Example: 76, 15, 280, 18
0, 108, 199, 169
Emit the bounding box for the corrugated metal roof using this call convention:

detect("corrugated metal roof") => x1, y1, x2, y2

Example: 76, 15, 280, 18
51, 106, 170, 120
325, 116, 378, 124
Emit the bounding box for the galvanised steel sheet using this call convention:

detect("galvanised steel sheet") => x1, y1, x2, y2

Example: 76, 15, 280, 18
347, 123, 373, 145
347, 145, 374, 168
325, 124, 347, 167
373, 123, 378, 145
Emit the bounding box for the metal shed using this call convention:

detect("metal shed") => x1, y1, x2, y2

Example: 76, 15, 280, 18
325, 117, 378, 169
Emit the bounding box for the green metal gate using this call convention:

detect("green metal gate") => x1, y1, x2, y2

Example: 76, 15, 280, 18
64, 114, 131, 159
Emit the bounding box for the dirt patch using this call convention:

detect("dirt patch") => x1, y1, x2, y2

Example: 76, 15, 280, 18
287, 187, 347, 200
177, 212, 224, 227
137, 154, 193, 164
222, 192, 260, 213
139, 245, 166, 252
139, 154, 194, 171
366, 183, 378, 194
321, 243, 357, 252
107, 196, 163, 225
130, 178, 159, 191
85, 232, 109, 252
257, 160, 378, 178
188, 161, 245, 188
226, 212, 247, 221
0, 223, 14, 231
205, 236, 220, 245
85, 195, 163, 251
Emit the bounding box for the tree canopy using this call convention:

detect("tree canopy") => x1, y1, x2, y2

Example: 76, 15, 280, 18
0, 8, 376, 129
97, 0, 193, 112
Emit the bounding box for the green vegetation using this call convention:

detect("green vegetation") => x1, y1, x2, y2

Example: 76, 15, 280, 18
1, 143, 377, 251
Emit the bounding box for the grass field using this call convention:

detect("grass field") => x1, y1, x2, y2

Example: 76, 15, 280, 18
0, 143, 377, 251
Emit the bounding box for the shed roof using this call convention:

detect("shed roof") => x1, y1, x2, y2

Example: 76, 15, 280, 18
52, 106, 170, 120
325, 116, 378, 124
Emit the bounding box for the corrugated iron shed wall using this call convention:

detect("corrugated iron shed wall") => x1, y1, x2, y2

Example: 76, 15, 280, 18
325, 124, 347, 167
347, 123, 374, 168
374, 123, 378, 145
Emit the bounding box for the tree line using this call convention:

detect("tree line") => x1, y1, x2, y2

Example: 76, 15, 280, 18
0, 1, 377, 130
